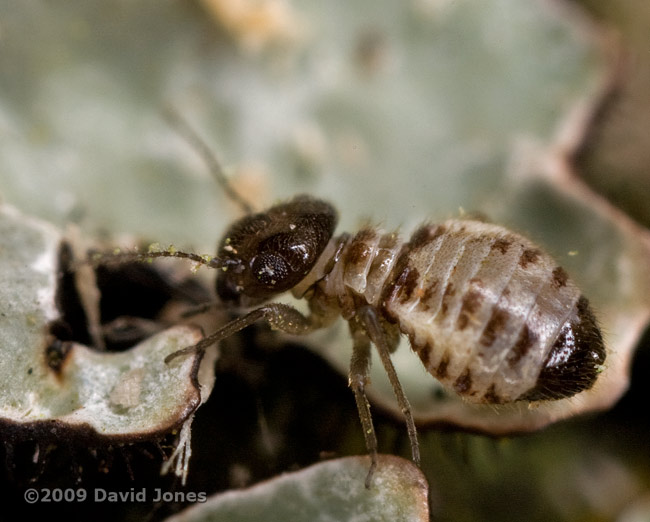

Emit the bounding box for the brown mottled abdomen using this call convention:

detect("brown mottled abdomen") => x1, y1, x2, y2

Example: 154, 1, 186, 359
381, 220, 605, 404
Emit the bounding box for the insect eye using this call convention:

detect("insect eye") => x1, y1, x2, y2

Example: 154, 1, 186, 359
250, 230, 320, 292
250, 251, 290, 289
215, 196, 337, 304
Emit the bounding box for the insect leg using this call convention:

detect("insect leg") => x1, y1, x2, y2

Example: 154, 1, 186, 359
165, 303, 317, 363
357, 305, 420, 466
348, 323, 378, 488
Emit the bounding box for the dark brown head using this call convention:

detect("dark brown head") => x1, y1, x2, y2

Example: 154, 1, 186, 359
518, 296, 606, 402
215, 195, 337, 306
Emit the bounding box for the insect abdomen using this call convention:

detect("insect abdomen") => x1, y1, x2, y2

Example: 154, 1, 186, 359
381, 220, 605, 404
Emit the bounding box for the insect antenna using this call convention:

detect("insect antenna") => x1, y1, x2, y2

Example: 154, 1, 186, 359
85, 246, 221, 271
163, 106, 254, 215
83, 109, 253, 275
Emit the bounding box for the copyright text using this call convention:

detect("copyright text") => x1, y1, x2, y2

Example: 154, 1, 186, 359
23, 487, 207, 504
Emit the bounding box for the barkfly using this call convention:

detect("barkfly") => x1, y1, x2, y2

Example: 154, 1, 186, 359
92, 110, 606, 487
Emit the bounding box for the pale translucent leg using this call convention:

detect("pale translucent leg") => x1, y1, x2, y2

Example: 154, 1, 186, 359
348, 323, 378, 488
357, 305, 420, 466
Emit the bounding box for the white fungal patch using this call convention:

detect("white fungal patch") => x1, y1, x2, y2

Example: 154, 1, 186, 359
109, 368, 145, 409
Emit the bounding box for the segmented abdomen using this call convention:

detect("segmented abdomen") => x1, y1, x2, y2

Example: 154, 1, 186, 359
380, 220, 605, 404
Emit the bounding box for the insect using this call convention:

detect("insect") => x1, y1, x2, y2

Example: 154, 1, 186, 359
98, 111, 606, 487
